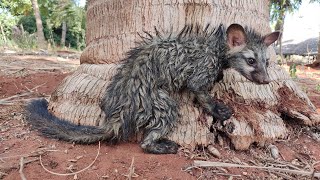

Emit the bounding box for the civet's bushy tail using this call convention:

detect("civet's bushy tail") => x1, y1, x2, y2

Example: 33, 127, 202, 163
25, 99, 113, 144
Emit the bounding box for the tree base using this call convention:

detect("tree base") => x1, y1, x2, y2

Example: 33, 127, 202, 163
48, 62, 320, 150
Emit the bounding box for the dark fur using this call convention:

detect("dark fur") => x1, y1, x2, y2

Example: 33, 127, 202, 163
26, 24, 279, 154
26, 99, 112, 143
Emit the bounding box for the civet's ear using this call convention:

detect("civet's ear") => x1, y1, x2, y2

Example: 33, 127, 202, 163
263, 31, 280, 46
226, 24, 247, 48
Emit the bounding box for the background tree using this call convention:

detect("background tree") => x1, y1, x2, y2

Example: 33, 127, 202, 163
318, 32, 320, 63
269, 0, 302, 63
51, 0, 83, 48
0, 0, 86, 50
0, 0, 45, 49
270, 0, 320, 64
48, 0, 319, 150
310, 0, 320, 63
30, 0, 46, 49
0, 0, 32, 16
0, 9, 17, 46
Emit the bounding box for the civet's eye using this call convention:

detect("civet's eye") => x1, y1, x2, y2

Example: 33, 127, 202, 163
247, 58, 256, 65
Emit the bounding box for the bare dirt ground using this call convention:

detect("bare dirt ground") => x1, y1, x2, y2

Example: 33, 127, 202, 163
0, 54, 320, 180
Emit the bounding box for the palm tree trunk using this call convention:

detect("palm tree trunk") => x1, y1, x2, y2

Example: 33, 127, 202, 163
80, 0, 272, 64
48, 0, 319, 150
60, 21, 67, 48
30, 0, 46, 49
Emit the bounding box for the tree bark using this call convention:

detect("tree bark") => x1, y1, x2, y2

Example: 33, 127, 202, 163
30, 0, 47, 49
80, 0, 271, 64
48, 0, 320, 150
274, 8, 285, 64
0, 24, 7, 43
316, 32, 320, 64
60, 21, 67, 48
308, 32, 320, 67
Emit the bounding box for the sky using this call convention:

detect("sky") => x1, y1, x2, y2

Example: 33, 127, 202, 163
79, 0, 86, 7
282, 0, 320, 43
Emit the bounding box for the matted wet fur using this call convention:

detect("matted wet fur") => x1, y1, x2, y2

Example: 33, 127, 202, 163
26, 24, 279, 154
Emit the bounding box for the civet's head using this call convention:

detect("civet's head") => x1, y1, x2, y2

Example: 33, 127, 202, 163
226, 24, 280, 84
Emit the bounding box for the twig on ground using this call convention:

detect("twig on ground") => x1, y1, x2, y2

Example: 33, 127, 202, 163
215, 172, 241, 177
313, 161, 320, 168
0, 92, 33, 105
193, 166, 204, 180
202, 145, 209, 160
123, 157, 139, 179
23, 158, 39, 165
266, 162, 302, 171
24, 83, 46, 93
9, 68, 26, 75
269, 170, 295, 179
0, 147, 58, 160
19, 157, 27, 180
279, 151, 286, 161
252, 152, 304, 171
311, 161, 320, 180
0, 158, 39, 174
2, 64, 61, 72
0, 83, 47, 105
192, 160, 320, 178
39, 142, 101, 176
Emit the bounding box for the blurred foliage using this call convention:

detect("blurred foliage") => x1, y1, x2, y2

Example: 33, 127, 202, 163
13, 31, 38, 49
0, 9, 17, 38
0, 0, 86, 50
316, 84, 320, 92
269, 0, 320, 65
269, 0, 302, 26
18, 15, 37, 33
269, 0, 320, 31
0, 0, 33, 16
289, 63, 297, 78
50, 0, 86, 49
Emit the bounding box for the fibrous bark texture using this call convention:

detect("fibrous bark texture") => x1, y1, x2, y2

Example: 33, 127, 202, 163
81, 0, 270, 64
60, 21, 67, 47
48, 0, 319, 150
48, 62, 320, 149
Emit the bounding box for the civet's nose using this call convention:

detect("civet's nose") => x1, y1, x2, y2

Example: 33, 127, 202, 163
260, 76, 271, 84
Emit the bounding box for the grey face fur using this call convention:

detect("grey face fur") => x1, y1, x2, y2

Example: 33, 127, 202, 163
226, 24, 280, 84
